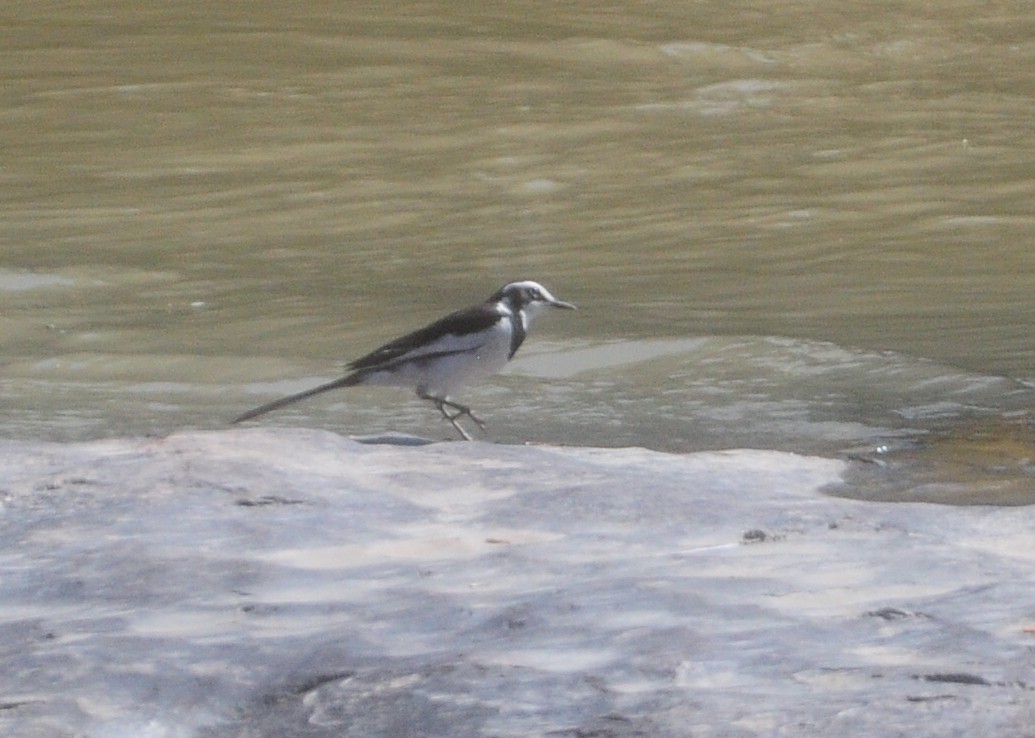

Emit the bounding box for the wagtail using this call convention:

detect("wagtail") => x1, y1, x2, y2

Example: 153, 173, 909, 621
231, 280, 575, 439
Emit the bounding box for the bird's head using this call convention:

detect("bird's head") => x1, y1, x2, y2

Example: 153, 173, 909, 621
491, 280, 576, 323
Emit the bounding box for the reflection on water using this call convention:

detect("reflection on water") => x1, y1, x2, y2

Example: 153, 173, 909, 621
2, 2, 1034, 502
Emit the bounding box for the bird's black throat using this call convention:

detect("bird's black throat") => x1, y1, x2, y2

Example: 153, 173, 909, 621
507, 309, 526, 359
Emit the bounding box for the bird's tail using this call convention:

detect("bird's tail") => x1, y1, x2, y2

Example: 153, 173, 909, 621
230, 374, 360, 424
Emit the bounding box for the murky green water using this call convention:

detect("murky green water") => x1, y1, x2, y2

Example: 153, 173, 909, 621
2, 2, 1034, 501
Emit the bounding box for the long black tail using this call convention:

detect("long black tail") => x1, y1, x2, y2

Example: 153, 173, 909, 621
231, 374, 359, 424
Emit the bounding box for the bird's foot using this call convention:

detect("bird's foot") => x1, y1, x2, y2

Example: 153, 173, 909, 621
430, 398, 486, 440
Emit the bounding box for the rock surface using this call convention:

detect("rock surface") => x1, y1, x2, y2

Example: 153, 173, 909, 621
0, 429, 1032, 737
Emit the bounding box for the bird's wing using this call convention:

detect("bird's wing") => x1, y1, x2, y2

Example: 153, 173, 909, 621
347, 304, 503, 371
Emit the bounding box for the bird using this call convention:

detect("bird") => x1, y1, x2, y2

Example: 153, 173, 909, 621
231, 280, 576, 439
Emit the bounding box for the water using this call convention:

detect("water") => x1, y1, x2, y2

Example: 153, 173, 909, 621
2, 1, 1034, 501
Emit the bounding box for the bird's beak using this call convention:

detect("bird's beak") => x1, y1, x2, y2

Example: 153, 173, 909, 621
550, 298, 577, 310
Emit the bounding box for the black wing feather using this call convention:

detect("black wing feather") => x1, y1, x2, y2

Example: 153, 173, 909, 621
348, 303, 502, 371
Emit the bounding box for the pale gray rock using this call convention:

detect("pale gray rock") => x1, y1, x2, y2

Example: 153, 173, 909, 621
0, 429, 1032, 738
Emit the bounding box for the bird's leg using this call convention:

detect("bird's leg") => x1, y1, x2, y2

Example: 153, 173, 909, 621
421, 394, 485, 440
443, 407, 474, 441
434, 400, 474, 440
441, 399, 486, 430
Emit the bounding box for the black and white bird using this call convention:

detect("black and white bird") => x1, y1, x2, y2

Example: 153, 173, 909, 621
231, 280, 576, 439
